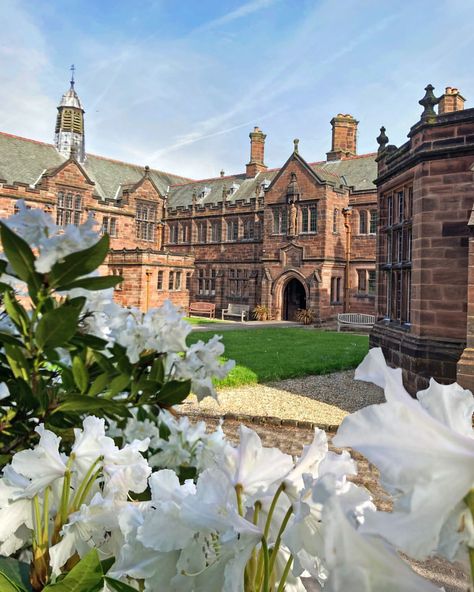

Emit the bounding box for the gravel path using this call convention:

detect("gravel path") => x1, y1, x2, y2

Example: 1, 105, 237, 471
180, 369, 385, 426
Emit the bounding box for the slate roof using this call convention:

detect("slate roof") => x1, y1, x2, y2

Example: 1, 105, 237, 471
0, 131, 377, 207
167, 153, 377, 209
0, 132, 192, 200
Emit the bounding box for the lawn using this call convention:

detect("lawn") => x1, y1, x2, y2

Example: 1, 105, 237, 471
184, 316, 227, 325
187, 328, 369, 388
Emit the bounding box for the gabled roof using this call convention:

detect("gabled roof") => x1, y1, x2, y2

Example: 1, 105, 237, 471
167, 152, 376, 209
0, 132, 192, 201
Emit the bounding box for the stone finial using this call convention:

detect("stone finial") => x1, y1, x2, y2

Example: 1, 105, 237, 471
220, 169, 225, 178
419, 84, 440, 120
293, 138, 299, 154
376, 126, 388, 152
144, 165, 150, 177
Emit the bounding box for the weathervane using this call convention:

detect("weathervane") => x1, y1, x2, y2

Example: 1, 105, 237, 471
70, 64, 75, 88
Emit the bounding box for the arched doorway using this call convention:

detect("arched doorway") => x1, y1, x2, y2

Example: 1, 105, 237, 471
283, 278, 306, 320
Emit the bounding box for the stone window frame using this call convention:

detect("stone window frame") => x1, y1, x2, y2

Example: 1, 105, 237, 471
300, 202, 318, 234
227, 268, 249, 302
180, 222, 191, 243
168, 223, 179, 244
210, 220, 221, 243
197, 268, 217, 296
157, 270, 164, 291
226, 219, 239, 242
272, 207, 288, 235
242, 218, 255, 241
57, 191, 83, 226
102, 216, 117, 237
185, 272, 192, 291
359, 210, 368, 235
369, 209, 378, 235
197, 220, 207, 243
381, 184, 413, 325
356, 269, 376, 295
136, 201, 157, 242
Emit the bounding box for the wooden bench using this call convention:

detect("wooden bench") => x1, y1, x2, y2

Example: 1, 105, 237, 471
337, 313, 375, 332
221, 303, 250, 322
188, 302, 216, 319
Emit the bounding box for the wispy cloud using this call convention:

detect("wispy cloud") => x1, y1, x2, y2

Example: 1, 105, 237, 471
195, 0, 278, 32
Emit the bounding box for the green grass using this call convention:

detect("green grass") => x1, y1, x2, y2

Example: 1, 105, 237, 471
184, 316, 227, 325
187, 328, 369, 388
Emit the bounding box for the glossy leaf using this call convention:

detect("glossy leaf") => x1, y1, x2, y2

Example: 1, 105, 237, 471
72, 356, 89, 394
36, 306, 80, 350
157, 379, 192, 406
52, 395, 129, 416
42, 549, 103, 592
0, 222, 40, 289
0, 556, 31, 591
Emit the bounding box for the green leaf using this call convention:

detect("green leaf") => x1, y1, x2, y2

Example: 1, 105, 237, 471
103, 577, 138, 592
57, 275, 122, 292
157, 379, 192, 406
149, 357, 165, 384
36, 305, 80, 350
70, 333, 109, 353
49, 235, 110, 288
3, 291, 29, 333
88, 372, 112, 396
0, 556, 32, 591
0, 222, 40, 290
43, 549, 103, 592
72, 356, 89, 394
108, 373, 130, 397
52, 395, 128, 416
0, 332, 24, 348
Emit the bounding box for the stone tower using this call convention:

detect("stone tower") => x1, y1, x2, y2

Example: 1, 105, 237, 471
54, 66, 86, 163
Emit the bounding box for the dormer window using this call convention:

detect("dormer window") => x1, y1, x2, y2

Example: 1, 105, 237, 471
258, 179, 270, 197
227, 183, 240, 196
198, 187, 211, 201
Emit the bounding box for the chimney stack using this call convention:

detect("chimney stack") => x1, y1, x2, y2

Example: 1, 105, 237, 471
326, 114, 358, 161
246, 126, 267, 178
438, 87, 465, 114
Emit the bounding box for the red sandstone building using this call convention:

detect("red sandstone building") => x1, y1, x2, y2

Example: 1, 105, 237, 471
0, 77, 377, 321
371, 85, 474, 393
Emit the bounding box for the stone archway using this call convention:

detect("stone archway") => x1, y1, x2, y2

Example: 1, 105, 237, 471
282, 277, 306, 320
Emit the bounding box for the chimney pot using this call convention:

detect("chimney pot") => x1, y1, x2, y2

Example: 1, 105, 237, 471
326, 114, 358, 161
439, 86, 466, 114
246, 126, 267, 178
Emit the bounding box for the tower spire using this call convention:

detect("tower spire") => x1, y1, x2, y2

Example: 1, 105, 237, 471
54, 68, 86, 163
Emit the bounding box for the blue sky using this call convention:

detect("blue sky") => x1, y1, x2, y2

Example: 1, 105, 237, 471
1, 0, 473, 179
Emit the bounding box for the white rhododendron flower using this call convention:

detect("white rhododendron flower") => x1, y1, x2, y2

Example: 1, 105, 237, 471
5, 200, 99, 273
333, 347, 474, 562
171, 335, 235, 401
322, 493, 442, 592
223, 424, 293, 497
11, 425, 67, 497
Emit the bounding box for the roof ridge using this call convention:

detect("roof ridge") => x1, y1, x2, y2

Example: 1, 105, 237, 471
0, 131, 55, 148
0, 131, 193, 183
170, 171, 248, 188
86, 152, 193, 182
